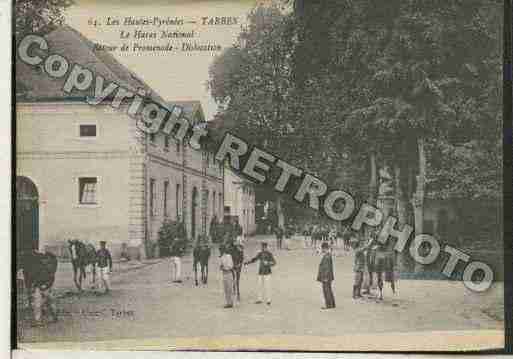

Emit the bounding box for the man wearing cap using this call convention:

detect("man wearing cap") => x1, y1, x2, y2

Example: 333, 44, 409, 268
219, 244, 234, 308
244, 242, 276, 305
317, 242, 335, 309
96, 241, 113, 294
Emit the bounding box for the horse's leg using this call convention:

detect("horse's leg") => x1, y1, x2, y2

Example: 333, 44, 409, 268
92, 263, 96, 285
72, 264, 79, 291
236, 269, 241, 301
377, 271, 384, 300
205, 262, 208, 284
194, 261, 198, 286
78, 266, 85, 291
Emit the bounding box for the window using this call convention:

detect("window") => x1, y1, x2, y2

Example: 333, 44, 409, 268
176, 183, 181, 220
79, 124, 97, 137
150, 179, 156, 217
78, 177, 98, 204
219, 193, 222, 214
164, 135, 170, 150
176, 140, 181, 154
163, 181, 169, 217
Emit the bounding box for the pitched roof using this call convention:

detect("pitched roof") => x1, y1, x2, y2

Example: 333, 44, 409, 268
166, 100, 204, 122
16, 25, 165, 104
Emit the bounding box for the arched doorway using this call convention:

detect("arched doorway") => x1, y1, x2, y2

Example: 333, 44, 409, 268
191, 187, 198, 241
16, 176, 39, 257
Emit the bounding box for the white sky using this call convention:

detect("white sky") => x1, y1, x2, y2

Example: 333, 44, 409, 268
66, 1, 255, 120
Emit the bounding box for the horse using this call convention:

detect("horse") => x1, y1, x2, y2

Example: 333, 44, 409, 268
367, 245, 396, 300
228, 241, 244, 302
68, 239, 97, 291
17, 250, 58, 321
193, 240, 211, 286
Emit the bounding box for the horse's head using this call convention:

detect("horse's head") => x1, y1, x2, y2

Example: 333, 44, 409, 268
68, 239, 79, 261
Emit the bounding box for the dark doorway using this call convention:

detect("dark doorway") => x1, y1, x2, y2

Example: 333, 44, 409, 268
191, 187, 198, 241
16, 176, 39, 261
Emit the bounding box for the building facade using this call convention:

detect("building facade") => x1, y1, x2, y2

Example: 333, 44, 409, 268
223, 168, 256, 236
16, 27, 224, 260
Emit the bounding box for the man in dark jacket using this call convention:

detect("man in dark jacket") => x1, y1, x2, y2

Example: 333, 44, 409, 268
244, 242, 276, 305
317, 242, 335, 309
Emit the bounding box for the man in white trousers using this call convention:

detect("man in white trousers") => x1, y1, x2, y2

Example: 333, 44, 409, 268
244, 242, 276, 305
170, 237, 186, 283
96, 241, 113, 294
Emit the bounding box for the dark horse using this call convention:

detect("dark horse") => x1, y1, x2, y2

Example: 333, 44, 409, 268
17, 250, 58, 316
193, 240, 211, 286
68, 239, 97, 291
367, 245, 396, 300
228, 241, 244, 302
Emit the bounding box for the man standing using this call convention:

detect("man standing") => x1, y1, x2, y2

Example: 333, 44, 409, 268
350, 236, 373, 299
219, 245, 234, 308
317, 242, 335, 309
96, 241, 113, 294
244, 242, 276, 305
275, 226, 284, 250
170, 236, 186, 283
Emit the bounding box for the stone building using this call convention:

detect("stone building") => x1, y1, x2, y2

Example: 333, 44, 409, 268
223, 168, 256, 236
16, 26, 224, 260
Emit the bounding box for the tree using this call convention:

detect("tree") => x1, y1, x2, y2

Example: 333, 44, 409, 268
15, 0, 73, 39
208, 1, 502, 274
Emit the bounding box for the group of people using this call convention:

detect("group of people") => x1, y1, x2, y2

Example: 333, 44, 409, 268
308, 223, 397, 306
219, 241, 276, 308
18, 240, 114, 327
303, 224, 352, 254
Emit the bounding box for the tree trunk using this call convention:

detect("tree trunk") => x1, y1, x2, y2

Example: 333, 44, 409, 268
394, 163, 408, 272
413, 137, 426, 273
368, 152, 378, 204
364, 152, 378, 244
276, 195, 285, 229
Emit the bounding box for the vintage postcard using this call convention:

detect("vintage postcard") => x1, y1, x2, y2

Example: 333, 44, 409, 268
14, 0, 505, 352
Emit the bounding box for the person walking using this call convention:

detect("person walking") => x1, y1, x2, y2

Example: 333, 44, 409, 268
96, 241, 113, 294
284, 224, 293, 250
317, 242, 335, 309
245, 242, 276, 305
303, 224, 310, 248
219, 245, 234, 308
170, 236, 186, 283
311, 225, 318, 251
275, 226, 284, 250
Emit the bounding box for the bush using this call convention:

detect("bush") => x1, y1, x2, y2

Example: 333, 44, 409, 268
158, 220, 187, 257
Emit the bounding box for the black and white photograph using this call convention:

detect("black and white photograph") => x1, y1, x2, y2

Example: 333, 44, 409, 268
13, 0, 506, 352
